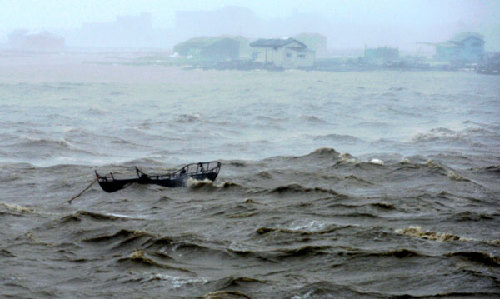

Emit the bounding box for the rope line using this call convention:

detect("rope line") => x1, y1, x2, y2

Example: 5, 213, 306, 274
68, 178, 97, 204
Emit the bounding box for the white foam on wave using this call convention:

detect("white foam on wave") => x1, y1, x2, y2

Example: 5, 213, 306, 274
0, 202, 34, 213
104, 212, 131, 218
340, 153, 356, 163
292, 290, 315, 299
147, 273, 207, 287
187, 177, 214, 187
446, 170, 469, 182
395, 226, 473, 242
62, 126, 77, 133
370, 158, 384, 165
287, 220, 328, 232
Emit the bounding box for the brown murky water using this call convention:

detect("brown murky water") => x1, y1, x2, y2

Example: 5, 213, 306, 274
1, 55, 499, 298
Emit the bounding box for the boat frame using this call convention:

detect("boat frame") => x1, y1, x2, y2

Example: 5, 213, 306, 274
95, 161, 221, 192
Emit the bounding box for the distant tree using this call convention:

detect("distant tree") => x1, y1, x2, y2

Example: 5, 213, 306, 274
173, 37, 240, 61
8, 30, 65, 51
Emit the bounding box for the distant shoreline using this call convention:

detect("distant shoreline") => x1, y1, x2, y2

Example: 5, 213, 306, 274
0, 51, 495, 84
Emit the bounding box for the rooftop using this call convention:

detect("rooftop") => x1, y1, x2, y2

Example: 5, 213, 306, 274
250, 38, 306, 48
450, 32, 484, 43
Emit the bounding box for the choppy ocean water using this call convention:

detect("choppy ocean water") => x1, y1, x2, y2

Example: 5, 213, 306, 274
0, 55, 499, 298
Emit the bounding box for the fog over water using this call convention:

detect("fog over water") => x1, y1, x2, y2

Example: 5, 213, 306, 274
1, 1, 500, 298
1, 0, 500, 50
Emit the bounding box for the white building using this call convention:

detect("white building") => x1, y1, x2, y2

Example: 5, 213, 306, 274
434, 32, 485, 63
250, 38, 315, 68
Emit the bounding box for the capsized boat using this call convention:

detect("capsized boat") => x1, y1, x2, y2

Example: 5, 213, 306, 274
95, 161, 222, 192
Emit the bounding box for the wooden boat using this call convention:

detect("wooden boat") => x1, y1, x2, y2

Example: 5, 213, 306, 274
95, 161, 221, 192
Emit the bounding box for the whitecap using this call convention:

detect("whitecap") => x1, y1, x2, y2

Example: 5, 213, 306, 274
147, 273, 207, 287
370, 158, 384, 165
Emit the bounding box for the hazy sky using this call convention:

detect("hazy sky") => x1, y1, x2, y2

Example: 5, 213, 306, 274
1, 0, 498, 29
1, 0, 499, 50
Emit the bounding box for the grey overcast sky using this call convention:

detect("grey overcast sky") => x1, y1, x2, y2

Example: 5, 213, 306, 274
1, 0, 499, 50
1, 0, 498, 29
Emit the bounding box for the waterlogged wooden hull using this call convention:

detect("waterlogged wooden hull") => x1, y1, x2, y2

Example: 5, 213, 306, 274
96, 162, 221, 193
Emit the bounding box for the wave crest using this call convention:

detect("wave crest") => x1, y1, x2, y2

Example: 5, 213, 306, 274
0, 202, 34, 214
396, 226, 469, 242
446, 251, 500, 267
270, 183, 344, 197
61, 211, 133, 223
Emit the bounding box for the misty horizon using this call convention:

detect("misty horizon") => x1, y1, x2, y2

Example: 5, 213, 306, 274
1, 1, 500, 52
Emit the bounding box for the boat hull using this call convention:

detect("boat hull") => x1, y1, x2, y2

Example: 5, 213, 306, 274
96, 162, 221, 192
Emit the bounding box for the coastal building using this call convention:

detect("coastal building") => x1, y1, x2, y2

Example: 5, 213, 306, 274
434, 32, 485, 63
478, 52, 500, 74
249, 38, 315, 68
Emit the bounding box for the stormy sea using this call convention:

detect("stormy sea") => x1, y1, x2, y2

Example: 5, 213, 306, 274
1, 54, 499, 298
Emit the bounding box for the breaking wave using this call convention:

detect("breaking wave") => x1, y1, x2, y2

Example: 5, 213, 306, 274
118, 249, 193, 272
270, 183, 344, 197
395, 226, 470, 242
82, 229, 153, 243
445, 251, 500, 267
60, 211, 135, 223
187, 178, 243, 191
0, 202, 35, 215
